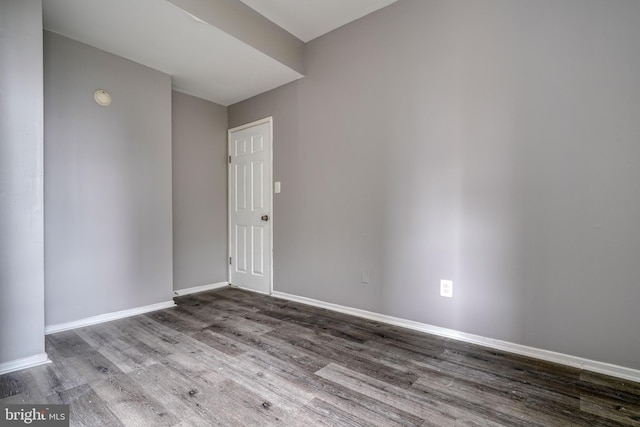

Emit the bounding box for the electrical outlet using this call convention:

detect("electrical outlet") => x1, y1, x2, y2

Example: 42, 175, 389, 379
440, 280, 453, 298
361, 270, 370, 284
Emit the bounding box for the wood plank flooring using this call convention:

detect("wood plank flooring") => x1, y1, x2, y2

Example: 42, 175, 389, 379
2, 287, 639, 426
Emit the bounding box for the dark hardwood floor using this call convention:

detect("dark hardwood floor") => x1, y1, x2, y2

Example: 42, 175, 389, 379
1, 287, 639, 426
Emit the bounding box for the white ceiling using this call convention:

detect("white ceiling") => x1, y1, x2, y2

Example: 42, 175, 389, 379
43, 0, 398, 105
238, 0, 398, 42
43, 0, 304, 106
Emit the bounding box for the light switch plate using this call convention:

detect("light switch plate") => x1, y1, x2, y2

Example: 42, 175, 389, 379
361, 270, 370, 284
274, 181, 281, 193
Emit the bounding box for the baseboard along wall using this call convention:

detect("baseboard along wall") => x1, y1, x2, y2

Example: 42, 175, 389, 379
10, 284, 636, 382
271, 291, 640, 383
173, 282, 229, 297
0, 353, 51, 376
45, 300, 176, 335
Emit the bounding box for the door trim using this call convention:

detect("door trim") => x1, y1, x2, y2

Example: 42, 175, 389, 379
227, 117, 274, 295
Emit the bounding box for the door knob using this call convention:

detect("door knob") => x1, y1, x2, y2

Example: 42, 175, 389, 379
261, 215, 269, 222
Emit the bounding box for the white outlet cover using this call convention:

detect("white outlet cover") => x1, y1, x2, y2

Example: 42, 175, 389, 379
440, 280, 453, 298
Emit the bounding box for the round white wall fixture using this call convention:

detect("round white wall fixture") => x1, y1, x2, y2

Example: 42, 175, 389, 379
93, 89, 112, 106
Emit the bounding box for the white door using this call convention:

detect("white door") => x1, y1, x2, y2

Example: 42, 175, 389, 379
228, 118, 272, 294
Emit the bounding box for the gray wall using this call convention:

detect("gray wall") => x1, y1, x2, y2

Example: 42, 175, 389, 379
44, 32, 174, 325
0, 0, 46, 365
172, 91, 228, 291
229, 0, 640, 370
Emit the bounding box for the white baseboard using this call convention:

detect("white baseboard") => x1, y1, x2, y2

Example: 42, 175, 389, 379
271, 291, 640, 383
228, 283, 271, 296
45, 300, 176, 335
173, 281, 229, 296
0, 353, 51, 376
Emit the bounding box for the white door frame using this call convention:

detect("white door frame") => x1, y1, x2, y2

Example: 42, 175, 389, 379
227, 117, 273, 295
